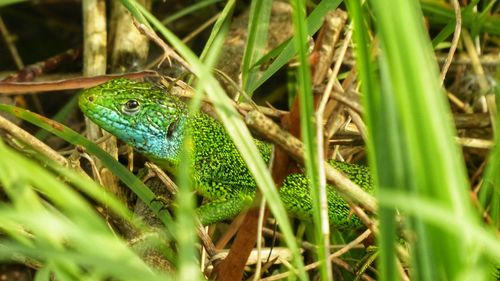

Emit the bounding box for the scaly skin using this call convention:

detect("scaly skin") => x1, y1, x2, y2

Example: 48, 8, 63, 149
79, 78, 373, 228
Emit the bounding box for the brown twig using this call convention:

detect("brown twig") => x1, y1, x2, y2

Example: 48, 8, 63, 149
213, 212, 247, 249
439, 0, 461, 84
261, 229, 372, 280
183, 13, 220, 44
1, 48, 82, 83
163, 76, 287, 119
0, 16, 24, 70
0, 115, 67, 165
454, 136, 493, 149
331, 257, 376, 281
245, 110, 377, 213
312, 11, 349, 279
311, 10, 348, 85
0, 71, 158, 94
134, 21, 192, 72
252, 196, 268, 281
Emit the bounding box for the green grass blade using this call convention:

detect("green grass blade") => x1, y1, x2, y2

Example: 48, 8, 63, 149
241, 0, 272, 96
480, 68, 500, 229
431, 21, 456, 48
175, 137, 202, 280
346, 1, 402, 279
161, 0, 223, 25
119, 1, 308, 278
247, 0, 341, 93
367, 0, 486, 279
198, 0, 235, 62
0, 0, 27, 7
377, 189, 500, 260
421, 1, 500, 36
290, 0, 330, 279
175, 12, 230, 280
0, 140, 170, 281
0, 104, 176, 233
35, 94, 79, 141
250, 38, 287, 70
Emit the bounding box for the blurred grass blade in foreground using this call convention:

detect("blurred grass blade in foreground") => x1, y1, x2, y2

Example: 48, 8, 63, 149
350, 0, 491, 279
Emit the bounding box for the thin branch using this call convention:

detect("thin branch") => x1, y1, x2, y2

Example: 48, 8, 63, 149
439, 0, 461, 83
245, 110, 377, 213
261, 229, 372, 280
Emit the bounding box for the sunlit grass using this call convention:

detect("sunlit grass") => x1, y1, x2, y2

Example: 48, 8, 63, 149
0, 0, 499, 280
0, 138, 169, 281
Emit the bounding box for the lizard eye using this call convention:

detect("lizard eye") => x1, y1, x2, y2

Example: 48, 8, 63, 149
122, 99, 140, 115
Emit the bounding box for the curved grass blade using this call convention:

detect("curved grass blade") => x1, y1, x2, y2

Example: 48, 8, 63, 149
366, 0, 486, 279
0, 140, 170, 281
161, 0, 222, 25
247, 0, 342, 93
241, 0, 272, 96
421, 1, 500, 36
0, 0, 27, 8
198, 0, 235, 62
119, 1, 308, 278
290, 0, 330, 279
0, 104, 175, 232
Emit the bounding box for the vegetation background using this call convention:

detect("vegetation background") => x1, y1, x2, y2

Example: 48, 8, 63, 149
0, 0, 499, 280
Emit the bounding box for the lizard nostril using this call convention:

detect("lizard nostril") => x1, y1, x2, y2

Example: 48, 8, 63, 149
87, 95, 94, 102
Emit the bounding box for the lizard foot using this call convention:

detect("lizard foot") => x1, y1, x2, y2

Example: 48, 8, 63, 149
150, 196, 174, 214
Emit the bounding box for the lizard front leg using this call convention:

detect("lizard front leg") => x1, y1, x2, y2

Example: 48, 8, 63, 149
196, 194, 254, 225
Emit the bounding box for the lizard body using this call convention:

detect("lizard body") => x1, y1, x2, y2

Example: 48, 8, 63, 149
79, 78, 372, 228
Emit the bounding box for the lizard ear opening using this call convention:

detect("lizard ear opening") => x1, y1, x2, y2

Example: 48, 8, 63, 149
166, 119, 179, 138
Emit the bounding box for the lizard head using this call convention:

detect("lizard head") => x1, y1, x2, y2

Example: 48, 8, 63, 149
79, 78, 188, 163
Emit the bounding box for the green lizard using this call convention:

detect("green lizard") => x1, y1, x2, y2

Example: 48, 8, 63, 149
79, 78, 372, 228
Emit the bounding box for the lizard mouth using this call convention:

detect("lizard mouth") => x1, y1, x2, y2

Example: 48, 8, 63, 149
79, 98, 159, 141
79, 96, 126, 132
82, 104, 119, 127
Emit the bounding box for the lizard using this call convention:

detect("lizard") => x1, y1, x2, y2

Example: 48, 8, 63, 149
78, 78, 373, 228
